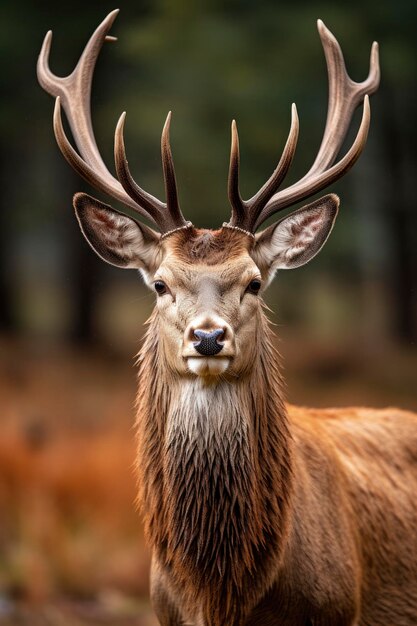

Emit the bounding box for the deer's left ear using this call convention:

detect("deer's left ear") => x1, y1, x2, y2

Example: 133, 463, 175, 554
73, 193, 162, 281
252, 194, 339, 282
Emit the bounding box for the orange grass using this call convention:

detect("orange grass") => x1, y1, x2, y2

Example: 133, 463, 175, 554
0, 339, 150, 607
0, 427, 150, 604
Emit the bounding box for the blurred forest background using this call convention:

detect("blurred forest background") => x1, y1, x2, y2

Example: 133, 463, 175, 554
0, 0, 416, 623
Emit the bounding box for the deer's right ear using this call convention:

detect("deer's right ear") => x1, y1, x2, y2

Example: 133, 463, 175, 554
73, 193, 161, 277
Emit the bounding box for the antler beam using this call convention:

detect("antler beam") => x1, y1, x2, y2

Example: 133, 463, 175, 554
227, 20, 380, 233
37, 10, 189, 234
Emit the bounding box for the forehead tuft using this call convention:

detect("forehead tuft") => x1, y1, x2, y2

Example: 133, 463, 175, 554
163, 227, 253, 265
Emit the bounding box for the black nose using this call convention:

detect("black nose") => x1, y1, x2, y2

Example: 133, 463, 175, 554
193, 329, 224, 356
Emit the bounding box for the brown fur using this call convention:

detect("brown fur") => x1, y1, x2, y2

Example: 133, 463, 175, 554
169, 227, 254, 265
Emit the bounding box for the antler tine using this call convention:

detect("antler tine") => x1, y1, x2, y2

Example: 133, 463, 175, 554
38, 10, 119, 175
308, 20, 379, 175
253, 21, 380, 231
114, 111, 188, 231
227, 120, 245, 227
38, 11, 189, 233
227, 104, 299, 230
114, 112, 165, 220
161, 112, 186, 227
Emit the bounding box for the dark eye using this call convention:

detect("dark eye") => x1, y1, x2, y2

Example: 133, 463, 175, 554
154, 280, 167, 295
247, 279, 261, 295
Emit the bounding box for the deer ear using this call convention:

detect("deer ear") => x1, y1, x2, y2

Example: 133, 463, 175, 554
252, 194, 339, 282
73, 193, 161, 276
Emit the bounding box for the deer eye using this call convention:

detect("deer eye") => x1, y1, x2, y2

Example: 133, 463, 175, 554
154, 280, 167, 295
246, 279, 262, 295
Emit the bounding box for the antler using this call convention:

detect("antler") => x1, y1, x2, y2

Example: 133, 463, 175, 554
37, 10, 190, 234
227, 20, 380, 233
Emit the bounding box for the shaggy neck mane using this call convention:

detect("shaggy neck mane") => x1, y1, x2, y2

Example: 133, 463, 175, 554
135, 309, 293, 624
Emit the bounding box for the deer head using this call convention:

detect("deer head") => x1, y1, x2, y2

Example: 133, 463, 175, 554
37, 10, 379, 378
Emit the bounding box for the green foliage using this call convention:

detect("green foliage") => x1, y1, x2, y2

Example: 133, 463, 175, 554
1, 0, 416, 341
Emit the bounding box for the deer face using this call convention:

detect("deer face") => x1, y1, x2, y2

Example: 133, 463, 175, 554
152, 231, 261, 378
74, 193, 338, 378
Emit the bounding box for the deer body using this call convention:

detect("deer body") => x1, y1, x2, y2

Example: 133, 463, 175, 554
136, 240, 417, 626
37, 10, 417, 626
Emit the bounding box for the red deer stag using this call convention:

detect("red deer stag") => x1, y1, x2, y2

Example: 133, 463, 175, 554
38, 10, 417, 626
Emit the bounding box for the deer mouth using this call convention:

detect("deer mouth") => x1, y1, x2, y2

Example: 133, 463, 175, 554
186, 356, 231, 377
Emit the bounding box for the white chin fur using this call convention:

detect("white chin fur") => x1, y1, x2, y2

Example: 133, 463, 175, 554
187, 357, 230, 377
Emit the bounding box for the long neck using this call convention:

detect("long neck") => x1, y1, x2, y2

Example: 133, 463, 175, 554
135, 309, 293, 624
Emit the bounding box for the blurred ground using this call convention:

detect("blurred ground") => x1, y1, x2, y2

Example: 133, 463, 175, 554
0, 338, 153, 624
0, 334, 416, 624
0, 602, 158, 626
